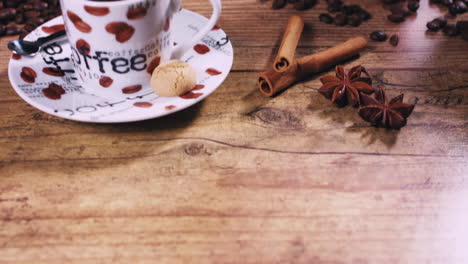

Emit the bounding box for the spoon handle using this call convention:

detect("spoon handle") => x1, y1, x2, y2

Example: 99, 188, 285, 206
36, 30, 67, 46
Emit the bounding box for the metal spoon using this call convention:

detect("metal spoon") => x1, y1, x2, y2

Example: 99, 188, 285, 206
7, 30, 67, 56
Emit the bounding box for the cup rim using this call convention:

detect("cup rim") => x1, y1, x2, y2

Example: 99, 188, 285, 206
79, 0, 152, 7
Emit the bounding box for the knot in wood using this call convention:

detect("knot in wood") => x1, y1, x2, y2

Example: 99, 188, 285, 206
184, 143, 205, 156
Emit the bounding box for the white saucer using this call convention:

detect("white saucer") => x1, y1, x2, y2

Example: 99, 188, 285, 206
8, 9, 233, 123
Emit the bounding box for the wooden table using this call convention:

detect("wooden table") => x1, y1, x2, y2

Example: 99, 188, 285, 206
0, 0, 467, 263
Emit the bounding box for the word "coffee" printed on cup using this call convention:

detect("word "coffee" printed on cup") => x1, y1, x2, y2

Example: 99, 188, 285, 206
70, 34, 170, 78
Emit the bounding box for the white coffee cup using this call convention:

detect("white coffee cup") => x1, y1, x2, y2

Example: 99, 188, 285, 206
59, 0, 221, 99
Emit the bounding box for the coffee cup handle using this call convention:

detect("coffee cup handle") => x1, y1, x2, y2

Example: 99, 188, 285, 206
170, 0, 222, 59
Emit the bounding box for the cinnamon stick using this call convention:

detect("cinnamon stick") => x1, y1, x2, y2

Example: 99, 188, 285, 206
258, 37, 368, 97
273, 15, 304, 72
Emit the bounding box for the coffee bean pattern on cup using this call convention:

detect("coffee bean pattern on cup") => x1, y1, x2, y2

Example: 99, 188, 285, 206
194, 44, 210, 54
42, 24, 65, 34
105, 22, 135, 43
127, 7, 147, 20
99, 76, 113, 88
67, 10, 92, 33
42, 83, 65, 100
84, 5, 110, 16
76, 39, 91, 55
20, 66, 37, 83
0, 0, 62, 39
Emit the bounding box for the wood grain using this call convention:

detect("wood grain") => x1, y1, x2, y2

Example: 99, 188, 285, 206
0, 0, 467, 263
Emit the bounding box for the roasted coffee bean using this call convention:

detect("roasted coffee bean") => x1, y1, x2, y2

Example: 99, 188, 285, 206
436, 17, 448, 27
388, 14, 405, 23
427, 20, 442, 31
348, 14, 362, 27
5, 26, 22, 36
24, 11, 41, 19
449, 1, 467, 14
34, 2, 49, 10
21, 4, 35, 11
427, 17, 447, 31
408, 1, 420, 12
4, 0, 19, 8
443, 24, 460, 35
319, 13, 334, 24
357, 9, 372, 20
334, 14, 348, 26
442, 0, 454, 6
0, 0, 61, 38
15, 14, 25, 24
457, 1, 468, 12
341, 5, 354, 15
370, 31, 388, 41
327, 4, 342, 13
272, 0, 287, 9
0, 8, 16, 20
28, 17, 46, 25
389, 34, 399, 46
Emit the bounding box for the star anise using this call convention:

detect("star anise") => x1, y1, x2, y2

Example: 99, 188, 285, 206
318, 65, 375, 107
358, 88, 415, 129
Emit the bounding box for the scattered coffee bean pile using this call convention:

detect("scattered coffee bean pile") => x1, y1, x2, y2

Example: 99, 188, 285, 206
0, 0, 61, 39
272, 0, 318, 10
381, 0, 419, 23
431, 0, 467, 17
267, 0, 468, 44
370, 31, 388, 41
427, 17, 468, 40
369, 30, 400, 46
318, 0, 372, 27
425, 0, 468, 40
